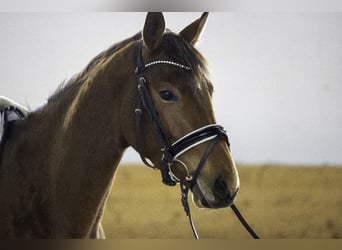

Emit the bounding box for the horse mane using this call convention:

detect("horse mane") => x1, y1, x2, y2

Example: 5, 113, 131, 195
161, 32, 211, 92
163, 32, 208, 74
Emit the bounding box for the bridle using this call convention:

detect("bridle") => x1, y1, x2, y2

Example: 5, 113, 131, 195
134, 40, 228, 187
133, 40, 259, 239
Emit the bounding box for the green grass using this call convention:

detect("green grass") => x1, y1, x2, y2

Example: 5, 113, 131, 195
102, 164, 342, 238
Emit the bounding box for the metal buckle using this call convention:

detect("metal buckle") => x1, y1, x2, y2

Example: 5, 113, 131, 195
168, 158, 192, 184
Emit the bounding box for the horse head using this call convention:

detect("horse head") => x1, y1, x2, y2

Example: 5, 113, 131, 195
124, 12, 240, 209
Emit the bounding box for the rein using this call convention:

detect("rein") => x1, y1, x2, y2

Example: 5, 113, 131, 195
133, 40, 259, 239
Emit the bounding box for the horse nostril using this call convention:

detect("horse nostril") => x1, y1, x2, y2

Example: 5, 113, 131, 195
214, 177, 230, 201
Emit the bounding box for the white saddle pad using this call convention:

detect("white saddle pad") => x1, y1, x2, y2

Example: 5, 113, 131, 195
0, 96, 30, 144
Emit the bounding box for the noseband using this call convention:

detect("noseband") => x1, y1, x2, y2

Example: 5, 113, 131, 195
133, 40, 230, 187
133, 40, 259, 239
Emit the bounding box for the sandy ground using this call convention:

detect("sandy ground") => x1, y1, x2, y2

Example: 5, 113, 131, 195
102, 164, 342, 238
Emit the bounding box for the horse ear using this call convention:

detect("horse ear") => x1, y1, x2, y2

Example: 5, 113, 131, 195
143, 12, 165, 51
179, 12, 209, 45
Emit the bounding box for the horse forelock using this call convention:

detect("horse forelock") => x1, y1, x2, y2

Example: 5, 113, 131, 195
161, 32, 212, 94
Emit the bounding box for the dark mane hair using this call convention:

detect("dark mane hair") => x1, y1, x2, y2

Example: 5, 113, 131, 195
162, 32, 210, 86
81, 32, 142, 80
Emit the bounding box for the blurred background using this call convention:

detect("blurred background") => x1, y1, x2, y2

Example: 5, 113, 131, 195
1, 12, 341, 165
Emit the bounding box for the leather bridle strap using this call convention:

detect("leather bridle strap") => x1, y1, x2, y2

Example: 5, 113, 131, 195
135, 75, 175, 184
180, 136, 221, 239
170, 124, 229, 161
179, 134, 260, 239
134, 40, 178, 185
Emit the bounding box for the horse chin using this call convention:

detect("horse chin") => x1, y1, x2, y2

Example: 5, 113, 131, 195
191, 184, 214, 208
191, 181, 235, 209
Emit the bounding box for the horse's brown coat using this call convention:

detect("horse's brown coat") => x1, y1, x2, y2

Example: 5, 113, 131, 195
0, 13, 239, 238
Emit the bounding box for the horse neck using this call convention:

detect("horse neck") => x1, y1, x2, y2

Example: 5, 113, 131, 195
53, 45, 139, 236
8, 42, 137, 237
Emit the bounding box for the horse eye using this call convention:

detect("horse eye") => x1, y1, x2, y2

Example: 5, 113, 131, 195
159, 90, 177, 102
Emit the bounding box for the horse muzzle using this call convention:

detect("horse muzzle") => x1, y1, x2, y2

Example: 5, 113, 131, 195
192, 176, 239, 209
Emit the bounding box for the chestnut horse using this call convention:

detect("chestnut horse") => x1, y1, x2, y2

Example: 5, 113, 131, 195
0, 12, 239, 238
